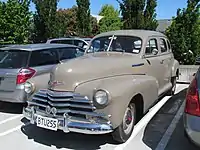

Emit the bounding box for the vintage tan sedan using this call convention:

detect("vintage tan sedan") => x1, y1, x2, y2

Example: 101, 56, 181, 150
23, 30, 179, 143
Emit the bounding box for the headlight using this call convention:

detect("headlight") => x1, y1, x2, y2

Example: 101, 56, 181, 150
24, 82, 34, 94
94, 90, 109, 107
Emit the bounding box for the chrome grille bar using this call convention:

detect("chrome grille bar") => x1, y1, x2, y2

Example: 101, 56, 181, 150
29, 89, 96, 118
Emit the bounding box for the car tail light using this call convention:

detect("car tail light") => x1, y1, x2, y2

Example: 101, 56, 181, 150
16, 68, 36, 85
185, 77, 200, 116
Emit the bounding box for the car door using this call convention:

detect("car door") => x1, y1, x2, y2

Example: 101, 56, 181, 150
143, 37, 166, 95
158, 38, 172, 88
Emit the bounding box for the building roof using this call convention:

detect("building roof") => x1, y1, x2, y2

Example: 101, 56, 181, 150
0, 43, 77, 51
93, 29, 167, 39
91, 14, 104, 23
156, 19, 172, 33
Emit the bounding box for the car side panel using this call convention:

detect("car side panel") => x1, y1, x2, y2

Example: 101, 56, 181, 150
74, 75, 158, 128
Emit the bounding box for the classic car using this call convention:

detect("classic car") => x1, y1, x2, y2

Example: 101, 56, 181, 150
0, 43, 84, 103
23, 30, 179, 143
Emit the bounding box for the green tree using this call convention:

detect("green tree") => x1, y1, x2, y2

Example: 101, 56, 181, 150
144, 0, 158, 30
117, 0, 145, 29
117, 0, 158, 30
166, 0, 200, 65
0, 0, 31, 44
98, 4, 122, 32
90, 16, 100, 36
76, 0, 91, 36
56, 6, 78, 37
32, 0, 58, 42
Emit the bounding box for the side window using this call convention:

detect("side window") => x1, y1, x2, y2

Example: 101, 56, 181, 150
74, 40, 87, 48
58, 47, 84, 61
50, 40, 73, 45
145, 39, 158, 55
167, 40, 172, 51
29, 49, 58, 67
160, 38, 168, 53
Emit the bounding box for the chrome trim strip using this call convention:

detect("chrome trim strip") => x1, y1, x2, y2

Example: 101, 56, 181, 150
33, 97, 48, 103
27, 101, 47, 108
132, 63, 144, 67
35, 94, 92, 104
35, 108, 107, 118
47, 96, 92, 104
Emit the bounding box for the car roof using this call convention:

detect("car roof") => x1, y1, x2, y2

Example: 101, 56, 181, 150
93, 29, 167, 40
47, 37, 90, 42
0, 43, 78, 51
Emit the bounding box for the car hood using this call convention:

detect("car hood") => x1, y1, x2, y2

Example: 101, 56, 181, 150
49, 52, 146, 91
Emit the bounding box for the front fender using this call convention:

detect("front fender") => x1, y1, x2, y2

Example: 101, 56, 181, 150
171, 59, 180, 77
27, 73, 50, 100
74, 75, 158, 128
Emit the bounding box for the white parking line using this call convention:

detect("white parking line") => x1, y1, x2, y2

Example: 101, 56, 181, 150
0, 114, 22, 126
0, 125, 22, 137
154, 98, 185, 150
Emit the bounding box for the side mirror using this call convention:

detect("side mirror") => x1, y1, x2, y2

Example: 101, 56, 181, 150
152, 49, 159, 55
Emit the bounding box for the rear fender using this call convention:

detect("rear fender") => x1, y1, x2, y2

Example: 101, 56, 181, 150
74, 75, 158, 128
171, 59, 179, 78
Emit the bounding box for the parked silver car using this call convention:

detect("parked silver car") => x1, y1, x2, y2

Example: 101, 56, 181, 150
0, 43, 84, 103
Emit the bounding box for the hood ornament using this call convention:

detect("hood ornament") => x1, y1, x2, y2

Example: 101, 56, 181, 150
48, 80, 65, 89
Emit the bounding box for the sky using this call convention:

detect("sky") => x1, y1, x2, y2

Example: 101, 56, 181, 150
40, 0, 188, 19
10, 0, 187, 19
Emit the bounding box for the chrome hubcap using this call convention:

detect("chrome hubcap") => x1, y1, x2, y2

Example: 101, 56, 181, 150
123, 104, 135, 135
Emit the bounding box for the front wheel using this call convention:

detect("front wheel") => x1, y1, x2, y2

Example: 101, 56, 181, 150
112, 103, 136, 143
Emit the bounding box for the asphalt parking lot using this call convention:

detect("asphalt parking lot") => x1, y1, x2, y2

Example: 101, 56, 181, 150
0, 84, 197, 150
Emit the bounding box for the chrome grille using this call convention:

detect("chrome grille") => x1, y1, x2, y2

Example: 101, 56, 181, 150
28, 89, 97, 118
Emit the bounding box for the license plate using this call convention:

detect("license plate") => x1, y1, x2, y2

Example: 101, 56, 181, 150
36, 115, 58, 131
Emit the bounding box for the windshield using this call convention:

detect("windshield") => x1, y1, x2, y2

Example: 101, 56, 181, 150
87, 35, 142, 54
0, 50, 29, 69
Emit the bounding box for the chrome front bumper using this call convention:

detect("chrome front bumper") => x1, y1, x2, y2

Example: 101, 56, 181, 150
23, 107, 113, 134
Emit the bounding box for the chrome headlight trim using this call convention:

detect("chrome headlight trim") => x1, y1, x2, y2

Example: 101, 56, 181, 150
93, 89, 110, 108
24, 82, 35, 94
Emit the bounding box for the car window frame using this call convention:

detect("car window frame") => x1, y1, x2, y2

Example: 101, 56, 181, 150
50, 39, 74, 45
28, 48, 59, 67
166, 39, 172, 52
74, 39, 87, 48
159, 38, 168, 53
144, 37, 159, 57
86, 35, 143, 54
57, 47, 85, 62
